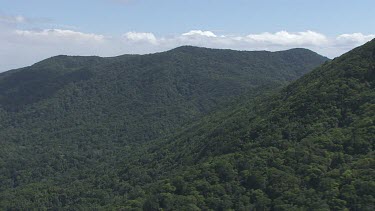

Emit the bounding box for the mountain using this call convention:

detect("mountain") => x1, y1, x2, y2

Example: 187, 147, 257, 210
0, 46, 327, 144
0, 46, 336, 209
128, 40, 374, 210
12, 39, 369, 210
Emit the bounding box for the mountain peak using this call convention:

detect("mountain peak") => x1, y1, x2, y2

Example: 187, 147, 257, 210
168, 45, 210, 53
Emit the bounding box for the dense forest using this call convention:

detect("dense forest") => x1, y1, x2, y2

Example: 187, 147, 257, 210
130, 40, 374, 210
0, 40, 373, 210
0, 46, 327, 144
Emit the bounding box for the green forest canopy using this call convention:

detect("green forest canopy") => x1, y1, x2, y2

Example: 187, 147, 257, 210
0, 41, 373, 210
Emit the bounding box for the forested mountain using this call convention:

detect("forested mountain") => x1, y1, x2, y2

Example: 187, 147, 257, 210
124, 40, 375, 210
0, 46, 327, 144
1, 40, 373, 210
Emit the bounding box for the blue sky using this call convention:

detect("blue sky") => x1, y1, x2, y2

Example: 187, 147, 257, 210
1, 0, 375, 71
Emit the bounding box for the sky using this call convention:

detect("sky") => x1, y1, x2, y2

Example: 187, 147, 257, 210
1, 0, 375, 72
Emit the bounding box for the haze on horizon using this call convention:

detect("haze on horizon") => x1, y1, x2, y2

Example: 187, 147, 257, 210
1, 0, 374, 72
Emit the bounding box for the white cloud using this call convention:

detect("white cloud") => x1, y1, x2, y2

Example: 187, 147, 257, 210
0, 27, 112, 72
336, 33, 375, 45
245, 30, 328, 46
15, 29, 105, 42
182, 30, 217, 38
176, 30, 221, 47
123, 32, 158, 44
1, 26, 375, 72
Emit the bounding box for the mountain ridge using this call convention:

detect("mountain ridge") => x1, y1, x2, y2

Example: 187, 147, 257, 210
133, 39, 375, 210
1, 46, 328, 73
0, 46, 327, 145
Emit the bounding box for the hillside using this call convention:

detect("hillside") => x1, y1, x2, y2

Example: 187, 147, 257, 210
0, 46, 327, 144
129, 39, 374, 210
0, 46, 340, 209
19, 39, 372, 210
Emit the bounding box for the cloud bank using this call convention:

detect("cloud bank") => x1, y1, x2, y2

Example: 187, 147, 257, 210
336, 33, 375, 46
1, 15, 374, 72
244, 30, 328, 46
15, 29, 105, 42
124, 32, 158, 44
182, 30, 218, 38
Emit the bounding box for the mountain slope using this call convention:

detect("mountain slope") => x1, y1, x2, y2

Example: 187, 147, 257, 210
0, 47, 333, 209
114, 40, 375, 210
0, 46, 327, 144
